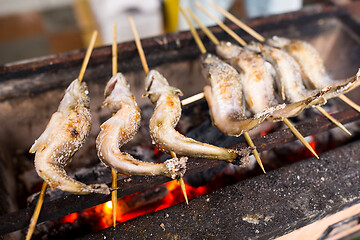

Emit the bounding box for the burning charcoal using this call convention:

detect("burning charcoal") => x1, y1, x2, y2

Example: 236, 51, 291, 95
117, 185, 169, 215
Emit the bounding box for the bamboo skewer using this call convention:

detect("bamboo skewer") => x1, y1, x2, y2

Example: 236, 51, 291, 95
283, 118, 318, 158
192, 4, 319, 159
180, 7, 266, 173
112, 23, 118, 76
129, 18, 149, 75
338, 94, 360, 112
209, 1, 265, 42
183, 10, 206, 54
129, 16, 189, 205
111, 168, 117, 227
170, 151, 189, 204
195, 3, 246, 47
25, 182, 48, 240
78, 31, 98, 83
25, 30, 98, 240
315, 106, 351, 135
186, 7, 219, 46
207, 2, 354, 136
111, 23, 118, 228
181, 92, 205, 105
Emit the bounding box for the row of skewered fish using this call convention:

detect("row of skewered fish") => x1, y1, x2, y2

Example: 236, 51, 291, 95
29, 63, 247, 195
203, 37, 360, 136
29, 35, 360, 197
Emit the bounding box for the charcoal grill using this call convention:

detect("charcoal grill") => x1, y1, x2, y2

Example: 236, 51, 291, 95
0, 1, 360, 239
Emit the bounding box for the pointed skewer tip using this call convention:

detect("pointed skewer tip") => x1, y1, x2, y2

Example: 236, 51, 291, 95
243, 132, 266, 173
179, 177, 189, 205
315, 106, 352, 136
283, 118, 319, 159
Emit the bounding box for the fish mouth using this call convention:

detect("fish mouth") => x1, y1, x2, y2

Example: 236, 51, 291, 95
201, 53, 217, 65
216, 41, 236, 59
104, 73, 130, 99
67, 79, 89, 102
104, 76, 118, 99
144, 70, 170, 94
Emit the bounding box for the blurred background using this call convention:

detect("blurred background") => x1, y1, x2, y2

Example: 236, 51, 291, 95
0, 0, 347, 65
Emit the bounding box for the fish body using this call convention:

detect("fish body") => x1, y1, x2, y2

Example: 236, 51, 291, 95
217, 41, 311, 120
145, 70, 245, 162
216, 41, 276, 114
31, 79, 109, 195
247, 41, 316, 102
201, 53, 268, 136
267, 36, 332, 89
96, 73, 186, 179
267, 36, 360, 105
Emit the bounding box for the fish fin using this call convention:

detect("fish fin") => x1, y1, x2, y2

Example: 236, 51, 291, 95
169, 86, 183, 96
48, 182, 59, 190
30, 112, 63, 153
280, 84, 286, 101
99, 121, 107, 129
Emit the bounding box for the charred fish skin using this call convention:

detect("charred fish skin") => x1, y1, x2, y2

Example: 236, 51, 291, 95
145, 69, 247, 163
267, 36, 332, 89
201, 53, 268, 136
30, 79, 110, 195
216, 41, 277, 114
96, 73, 186, 179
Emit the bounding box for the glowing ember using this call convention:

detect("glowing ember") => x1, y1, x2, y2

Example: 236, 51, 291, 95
61, 212, 79, 224
260, 131, 267, 137
105, 201, 112, 210
59, 178, 214, 232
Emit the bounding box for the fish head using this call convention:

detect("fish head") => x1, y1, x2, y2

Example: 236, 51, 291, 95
104, 73, 131, 99
266, 36, 291, 48
200, 53, 218, 65
103, 73, 135, 112
144, 70, 182, 103
58, 79, 90, 111
216, 41, 242, 60
200, 53, 219, 79
245, 41, 262, 53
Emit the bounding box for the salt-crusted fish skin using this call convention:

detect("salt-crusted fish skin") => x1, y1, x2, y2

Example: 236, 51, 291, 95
216, 41, 312, 120
247, 41, 317, 102
31, 79, 110, 195
267, 36, 333, 89
216, 41, 276, 114
266, 37, 360, 105
201, 53, 269, 136
96, 73, 186, 179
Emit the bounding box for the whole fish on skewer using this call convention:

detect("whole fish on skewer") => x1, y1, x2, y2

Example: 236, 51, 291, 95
145, 69, 251, 163
247, 41, 316, 103
30, 79, 110, 195
267, 36, 333, 89
96, 73, 186, 179
247, 41, 360, 108
201, 53, 272, 136
216, 41, 316, 121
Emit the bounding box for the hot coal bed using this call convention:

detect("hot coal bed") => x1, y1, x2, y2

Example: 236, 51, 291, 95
1, 2, 360, 240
